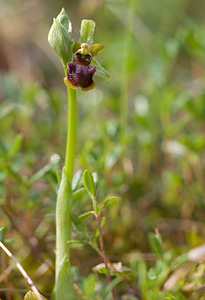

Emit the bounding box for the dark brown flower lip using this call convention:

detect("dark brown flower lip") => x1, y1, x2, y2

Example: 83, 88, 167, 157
65, 62, 96, 90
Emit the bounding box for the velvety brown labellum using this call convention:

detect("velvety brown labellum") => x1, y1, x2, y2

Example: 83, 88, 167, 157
65, 62, 96, 90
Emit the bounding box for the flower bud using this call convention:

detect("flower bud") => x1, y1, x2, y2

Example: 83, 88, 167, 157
48, 13, 73, 68
56, 8, 72, 33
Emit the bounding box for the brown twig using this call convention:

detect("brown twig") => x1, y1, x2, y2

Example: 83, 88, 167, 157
0, 241, 43, 300
96, 214, 116, 300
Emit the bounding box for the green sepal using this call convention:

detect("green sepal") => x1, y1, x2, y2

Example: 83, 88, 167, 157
48, 17, 73, 68
73, 41, 81, 53
56, 8, 72, 32
79, 19, 96, 44
92, 57, 111, 80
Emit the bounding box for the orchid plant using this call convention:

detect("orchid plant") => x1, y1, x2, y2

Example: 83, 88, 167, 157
47, 8, 113, 300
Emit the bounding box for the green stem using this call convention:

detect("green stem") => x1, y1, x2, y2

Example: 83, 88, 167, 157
55, 87, 77, 300
55, 169, 73, 300
65, 88, 77, 181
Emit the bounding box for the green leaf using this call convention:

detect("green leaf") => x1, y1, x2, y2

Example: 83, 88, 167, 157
0, 103, 18, 121
48, 14, 73, 68
56, 169, 61, 184
0, 137, 7, 154
0, 226, 7, 242
102, 277, 122, 298
67, 240, 87, 247
131, 260, 147, 292
30, 158, 59, 183
71, 214, 88, 234
97, 267, 109, 274
92, 172, 98, 190
148, 233, 163, 256
1, 164, 26, 186
79, 19, 96, 44
101, 196, 120, 210
8, 134, 23, 159
78, 211, 95, 221
72, 169, 82, 191
105, 145, 123, 169
171, 253, 188, 267
83, 274, 97, 296
83, 170, 96, 197
72, 188, 86, 201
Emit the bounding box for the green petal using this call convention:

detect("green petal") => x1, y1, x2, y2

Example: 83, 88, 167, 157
89, 43, 105, 57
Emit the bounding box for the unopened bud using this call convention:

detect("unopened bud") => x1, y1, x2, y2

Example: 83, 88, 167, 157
56, 8, 72, 33
48, 11, 73, 68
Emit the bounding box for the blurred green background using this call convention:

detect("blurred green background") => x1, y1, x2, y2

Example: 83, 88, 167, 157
1, 0, 205, 299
